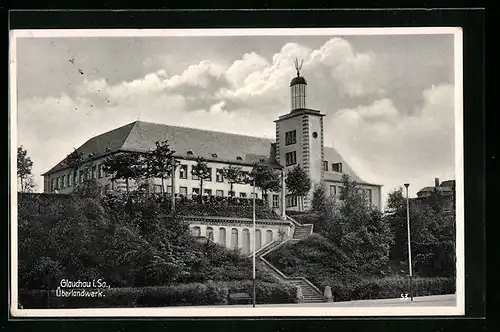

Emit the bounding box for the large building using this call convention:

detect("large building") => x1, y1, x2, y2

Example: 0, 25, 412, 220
42, 69, 383, 213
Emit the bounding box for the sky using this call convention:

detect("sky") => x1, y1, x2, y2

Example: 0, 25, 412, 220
14, 31, 457, 207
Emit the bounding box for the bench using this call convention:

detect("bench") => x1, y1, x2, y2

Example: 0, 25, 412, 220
229, 292, 252, 305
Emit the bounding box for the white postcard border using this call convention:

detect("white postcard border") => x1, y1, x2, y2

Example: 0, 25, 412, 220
9, 27, 465, 318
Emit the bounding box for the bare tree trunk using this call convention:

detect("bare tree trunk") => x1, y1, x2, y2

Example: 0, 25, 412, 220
230, 182, 234, 197
20, 177, 24, 192
126, 178, 130, 195
200, 179, 203, 203
161, 177, 165, 197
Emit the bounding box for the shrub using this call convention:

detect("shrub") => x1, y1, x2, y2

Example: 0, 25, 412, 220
19, 283, 230, 308
223, 280, 297, 304
18, 280, 296, 308
322, 277, 455, 302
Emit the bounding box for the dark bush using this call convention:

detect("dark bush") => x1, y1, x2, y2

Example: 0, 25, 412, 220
322, 277, 455, 302
223, 280, 297, 304
18, 280, 296, 308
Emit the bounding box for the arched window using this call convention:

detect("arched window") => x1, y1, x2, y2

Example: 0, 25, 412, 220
206, 227, 214, 241
219, 227, 226, 247
242, 229, 250, 255
266, 230, 273, 244
255, 229, 262, 250
192, 226, 201, 237
231, 228, 239, 249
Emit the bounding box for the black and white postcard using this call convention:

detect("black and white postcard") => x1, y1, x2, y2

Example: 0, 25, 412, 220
9, 27, 464, 317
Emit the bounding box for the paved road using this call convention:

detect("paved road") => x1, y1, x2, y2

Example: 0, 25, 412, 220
194, 294, 456, 308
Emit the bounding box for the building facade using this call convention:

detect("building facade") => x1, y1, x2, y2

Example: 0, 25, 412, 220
42, 70, 383, 213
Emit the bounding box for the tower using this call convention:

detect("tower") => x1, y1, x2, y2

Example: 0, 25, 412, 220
275, 60, 325, 211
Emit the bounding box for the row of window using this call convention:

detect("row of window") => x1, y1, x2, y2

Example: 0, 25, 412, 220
154, 185, 280, 207
191, 226, 275, 252
178, 165, 225, 182
323, 161, 343, 173
329, 184, 373, 205
50, 164, 106, 191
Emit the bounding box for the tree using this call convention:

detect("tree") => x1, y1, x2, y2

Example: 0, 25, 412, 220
384, 188, 456, 278
285, 164, 311, 211
191, 157, 212, 202
17, 146, 34, 192
249, 161, 281, 201
102, 152, 143, 195
65, 149, 84, 187
311, 184, 331, 213
323, 174, 393, 276
221, 165, 247, 197
146, 141, 175, 195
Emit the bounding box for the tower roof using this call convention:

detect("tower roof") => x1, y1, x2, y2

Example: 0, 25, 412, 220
290, 75, 307, 86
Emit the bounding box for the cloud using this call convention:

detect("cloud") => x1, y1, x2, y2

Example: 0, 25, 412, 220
16, 36, 455, 203
326, 83, 455, 206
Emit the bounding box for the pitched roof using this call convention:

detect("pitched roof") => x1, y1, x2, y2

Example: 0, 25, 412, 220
43, 121, 379, 187
44, 121, 280, 175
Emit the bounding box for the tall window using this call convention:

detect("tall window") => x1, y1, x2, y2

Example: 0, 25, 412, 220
79, 170, 84, 184
255, 229, 262, 250
51, 179, 55, 191
179, 165, 188, 179
332, 162, 343, 173
216, 190, 224, 197
166, 185, 172, 194
206, 168, 212, 181
365, 188, 373, 206
231, 228, 239, 249
56, 177, 60, 189
330, 185, 337, 196
61, 175, 66, 189
91, 165, 96, 179
272, 194, 279, 208
216, 168, 224, 182
206, 227, 214, 241
285, 151, 297, 166
154, 185, 162, 193
285, 130, 297, 145
67, 173, 72, 187
98, 164, 103, 178
191, 165, 199, 180
192, 187, 200, 195
286, 195, 298, 207
204, 189, 212, 196
179, 186, 188, 196
323, 161, 328, 171
73, 170, 78, 185
266, 230, 273, 244
219, 228, 226, 246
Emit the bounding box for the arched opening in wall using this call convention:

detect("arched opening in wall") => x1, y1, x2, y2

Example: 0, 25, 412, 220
192, 226, 201, 237
206, 227, 214, 242
231, 228, 239, 249
255, 229, 262, 250
219, 227, 226, 247
266, 230, 273, 245
242, 229, 250, 255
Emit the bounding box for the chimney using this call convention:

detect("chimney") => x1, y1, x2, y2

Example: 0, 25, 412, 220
435, 178, 440, 187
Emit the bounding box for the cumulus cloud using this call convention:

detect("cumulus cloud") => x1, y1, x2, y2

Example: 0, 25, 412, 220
326, 83, 455, 204
16, 36, 455, 202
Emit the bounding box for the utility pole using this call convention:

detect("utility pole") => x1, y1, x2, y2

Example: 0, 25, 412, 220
404, 183, 413, 301
252, 178, 256, 308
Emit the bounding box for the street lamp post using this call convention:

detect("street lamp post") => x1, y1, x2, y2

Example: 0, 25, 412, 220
404, 183, 413, 302
252, 178, 256, 308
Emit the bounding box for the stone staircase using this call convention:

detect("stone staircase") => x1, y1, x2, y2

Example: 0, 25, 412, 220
249, 215, 324, 303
